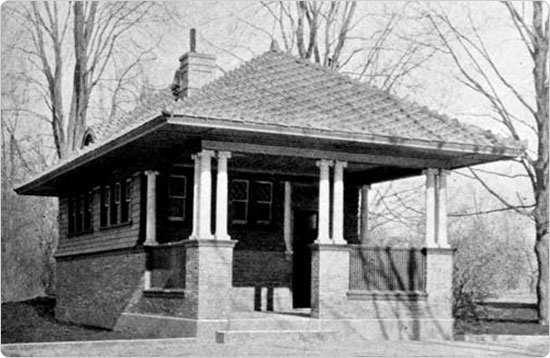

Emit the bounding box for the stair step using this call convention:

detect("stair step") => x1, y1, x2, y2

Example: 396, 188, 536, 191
216, 329, 340, 345
223, 318, 322, 331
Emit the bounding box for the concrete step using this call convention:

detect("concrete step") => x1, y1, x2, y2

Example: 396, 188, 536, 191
223, 317, 322, 331
215, 329, 340, 345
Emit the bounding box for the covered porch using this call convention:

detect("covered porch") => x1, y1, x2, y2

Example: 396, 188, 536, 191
133, 127, 456, 337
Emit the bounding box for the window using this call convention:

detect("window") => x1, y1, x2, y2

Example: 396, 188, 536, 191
168, 175, 187, 221
100, 179, 132, 228
230, 180, 249, 223
253, 181, 273, 224
76, 195, 84, 233
68, 198, 76, 234
121, 178, 132, 223
111, 182, 121, 225
68, 191, 93, 236
84, 191, 92, 231
101, 185, 110, 227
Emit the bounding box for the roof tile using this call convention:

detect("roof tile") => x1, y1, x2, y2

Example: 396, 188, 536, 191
93, 50, 520, 150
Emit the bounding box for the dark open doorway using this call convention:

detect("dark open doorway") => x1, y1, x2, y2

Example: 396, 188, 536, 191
292, 210, 317, 308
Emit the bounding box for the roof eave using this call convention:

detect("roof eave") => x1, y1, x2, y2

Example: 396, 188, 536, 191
15, 116, 168, 196
167, 114, 525, 160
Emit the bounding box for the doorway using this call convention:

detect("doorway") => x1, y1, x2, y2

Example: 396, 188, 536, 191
292, 210, 317, 308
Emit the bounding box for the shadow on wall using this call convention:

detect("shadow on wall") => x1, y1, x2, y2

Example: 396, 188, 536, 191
338, 246, 451, 340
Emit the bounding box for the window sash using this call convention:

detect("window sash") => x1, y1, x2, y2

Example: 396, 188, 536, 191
254, 181, 273, 224
231, 180, 249, 224
168, 175, 186, 221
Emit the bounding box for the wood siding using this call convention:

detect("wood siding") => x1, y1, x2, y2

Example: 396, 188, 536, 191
57, 173, 143, 257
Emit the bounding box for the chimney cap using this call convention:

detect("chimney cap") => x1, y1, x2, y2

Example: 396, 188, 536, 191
190, 28, 196, 52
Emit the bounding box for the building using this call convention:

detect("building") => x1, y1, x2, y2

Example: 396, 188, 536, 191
16, 33, 524, 342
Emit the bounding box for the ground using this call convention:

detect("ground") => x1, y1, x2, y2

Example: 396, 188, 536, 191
1, 297, 146, 343
1, 296, 548, 357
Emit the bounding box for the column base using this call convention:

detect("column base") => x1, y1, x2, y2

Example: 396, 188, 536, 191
214, 235, 232, 241
425, 247, 455, 319
309, 243, 350, 318
183, 239, 237, 320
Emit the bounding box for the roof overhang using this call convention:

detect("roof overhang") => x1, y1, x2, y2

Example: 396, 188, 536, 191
15, 113, 524, 196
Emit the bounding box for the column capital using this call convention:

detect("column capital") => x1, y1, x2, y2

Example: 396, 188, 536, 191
144, 170, 159, 177
196, 149, 215, 159
361, 184, 371, 190
334, 160, 348, 169
217, 151, 232, 160
316, 159, 334, 168
438, 169, 451, 177
423, 168, 439, 176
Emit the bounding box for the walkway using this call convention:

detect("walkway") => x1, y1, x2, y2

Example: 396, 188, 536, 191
2, 337, 547, 357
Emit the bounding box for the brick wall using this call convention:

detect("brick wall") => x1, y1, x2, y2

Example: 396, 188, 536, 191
55, 249, 145, 328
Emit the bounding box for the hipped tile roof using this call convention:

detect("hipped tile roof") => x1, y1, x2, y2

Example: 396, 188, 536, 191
93, 48, 519, 150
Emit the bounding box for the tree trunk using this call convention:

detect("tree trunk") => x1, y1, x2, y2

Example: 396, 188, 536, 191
535, 229, 549, 325
532, 1, 549, 326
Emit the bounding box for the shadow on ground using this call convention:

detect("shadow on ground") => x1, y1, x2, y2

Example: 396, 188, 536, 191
1, 297, 142, 343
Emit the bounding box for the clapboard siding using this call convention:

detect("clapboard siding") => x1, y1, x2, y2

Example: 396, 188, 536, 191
56, 173, 143, 257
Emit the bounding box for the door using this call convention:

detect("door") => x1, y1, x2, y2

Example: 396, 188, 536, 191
292, 210, 318, 308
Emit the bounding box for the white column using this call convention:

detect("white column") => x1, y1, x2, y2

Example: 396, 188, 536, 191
437, 169, 449, 248
144, 170, 159, 246
332, 161, 347, 244
360, 185, 370, 244
215, 151, 231, 240
424, 168, 437, 248
316, 159, 333, 244
144, 271, 152, 290
197, 150, 215, 239
283, 181, 293, 254
190, 154, 200, 239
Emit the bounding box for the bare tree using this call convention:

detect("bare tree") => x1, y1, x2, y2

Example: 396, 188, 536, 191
207, 1, 435, 92
426, 2, 548, 324
8, 2, 157, 159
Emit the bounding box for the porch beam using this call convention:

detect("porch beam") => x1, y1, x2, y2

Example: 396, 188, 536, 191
144, 170, 159, 246
201, 140, 448, 168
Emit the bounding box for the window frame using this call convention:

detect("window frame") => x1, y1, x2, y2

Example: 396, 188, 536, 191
68, 191, 93, 236
167, 174, 187, 222
230, 179, 249, 224
253, 180, 273, 225
121, 178, 132, 224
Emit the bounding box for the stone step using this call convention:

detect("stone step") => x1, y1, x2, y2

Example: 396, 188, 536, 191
223, 317, 322, 331
215, 329, 340, 345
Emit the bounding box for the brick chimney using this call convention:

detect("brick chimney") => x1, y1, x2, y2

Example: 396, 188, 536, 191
171, 29, 216, 100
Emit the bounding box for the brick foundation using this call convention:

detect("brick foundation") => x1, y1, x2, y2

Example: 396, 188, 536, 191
184, 239, 237, 319
55, 249, 145, 329
310, 244, 350, 318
